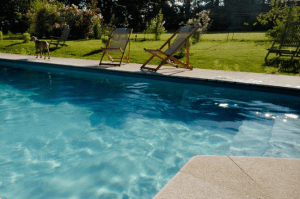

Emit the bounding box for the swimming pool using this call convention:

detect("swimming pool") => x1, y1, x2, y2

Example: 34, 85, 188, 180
0, 64, 299, 199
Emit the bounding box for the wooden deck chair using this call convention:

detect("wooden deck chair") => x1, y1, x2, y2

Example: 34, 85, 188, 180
265, 22, 300, 64
141, 25, 201, 72
49, 28, 70, 48
99, 28, 133, 67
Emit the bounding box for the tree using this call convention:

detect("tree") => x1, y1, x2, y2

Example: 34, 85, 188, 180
191, 0, 272, 31
256, 0, 300, 39
94, 0, 170, 31
0, 0, 33, 33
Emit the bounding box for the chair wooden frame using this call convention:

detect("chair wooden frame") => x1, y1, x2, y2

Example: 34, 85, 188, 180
99, 28, 133, 67
49, 28, 70, 48
265, 22, 300, 64
141, 25, 201, 72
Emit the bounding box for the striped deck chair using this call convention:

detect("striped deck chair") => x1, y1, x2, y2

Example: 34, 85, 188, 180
99, 28, 133, 67
141, 25, 201, 72
265, 22, 300, 64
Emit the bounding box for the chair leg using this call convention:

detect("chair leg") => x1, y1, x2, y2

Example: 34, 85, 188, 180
119, 52, 125, 67
289, 54, 295, 64
155, 58, 169, 72
265, 51, 270, 64
141, 55, 155, 69
128, 42, 131, 63
99, 52, 105, 65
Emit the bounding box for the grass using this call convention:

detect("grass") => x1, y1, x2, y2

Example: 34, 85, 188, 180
0, 32, 299, 75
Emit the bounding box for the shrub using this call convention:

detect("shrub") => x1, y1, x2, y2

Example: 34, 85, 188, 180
92, 16, 102, 39
35, 7, 56, 38
26, 0, 63, 38
177, 10, 211, 58
59, 4, 103, 39
23, 33, 31, 43
7, 31, 13, 38
146, 10, 166, 40
20, 48, 27, 55
91, 0, 104, 39
26, 0, 103, 39
186, 10, 211, 44
102, 14, 116, 38
0, 31, 3, 41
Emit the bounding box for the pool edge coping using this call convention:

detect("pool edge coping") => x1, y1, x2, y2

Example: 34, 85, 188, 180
0, 56, 300, 94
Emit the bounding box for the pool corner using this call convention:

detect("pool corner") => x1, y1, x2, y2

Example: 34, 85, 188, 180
153, 155, 300, 199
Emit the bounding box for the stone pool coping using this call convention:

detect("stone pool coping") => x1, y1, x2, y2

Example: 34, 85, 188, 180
154, 155, 300, 199
0, 53, 300, 93
1, 53, 300, 198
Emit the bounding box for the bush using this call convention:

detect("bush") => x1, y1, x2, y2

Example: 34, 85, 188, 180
35, 7, 56, 38
92, 21, 101, 39
20, 48, 27, 55
26, 0, 63, 38
0, 31, 3, 41
101, 36, 108, 44
186, 10, 211, 44
60, 4, 103, 39
7, 31, 13, 38
26, 1, 103, 40
177, 10, 211, 57
146, 10, 166, 41
23, 33, 31, 43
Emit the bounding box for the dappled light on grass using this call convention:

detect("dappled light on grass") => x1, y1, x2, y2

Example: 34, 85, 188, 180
264, 54, 300, 74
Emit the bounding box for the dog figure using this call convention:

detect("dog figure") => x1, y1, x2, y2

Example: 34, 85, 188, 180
30, 36, 50, 59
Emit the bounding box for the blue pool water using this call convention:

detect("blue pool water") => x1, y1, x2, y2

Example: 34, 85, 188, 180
0, 64, 300, 199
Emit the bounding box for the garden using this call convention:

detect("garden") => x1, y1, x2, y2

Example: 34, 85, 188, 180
0, 0, 299, 75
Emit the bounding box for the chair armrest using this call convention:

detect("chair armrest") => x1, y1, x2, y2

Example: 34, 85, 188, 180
269, 38, 278, 49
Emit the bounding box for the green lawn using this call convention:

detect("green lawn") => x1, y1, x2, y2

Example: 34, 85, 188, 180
0, 32, 299, 75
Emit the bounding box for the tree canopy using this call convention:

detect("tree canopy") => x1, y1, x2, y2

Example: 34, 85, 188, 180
1, 0, 295, 34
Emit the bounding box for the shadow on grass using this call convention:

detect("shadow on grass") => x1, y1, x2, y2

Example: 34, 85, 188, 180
49, 46, 63, 51
3, 37, 23, 41
132, 38, 158, 42
49, 48, 57, 52
83, 49, 103, 57
201, 41, 228, 50
172, 41, 228, 59
173, 54, 184, 59
265, 58, 300, 74
254, 40, 272, 47
49, 45, 71, 52
7, 42, 24, 47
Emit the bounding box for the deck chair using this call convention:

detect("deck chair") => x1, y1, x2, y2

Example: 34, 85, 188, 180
265, 22, 300, 64
99, 28, 133, 67
49, 28, 70, 48
141, 25, 201, 72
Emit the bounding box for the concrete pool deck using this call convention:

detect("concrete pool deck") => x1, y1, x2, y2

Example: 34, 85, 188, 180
0, 53, 300, 92
153, 155, 300, 199
0, 53, 300, 198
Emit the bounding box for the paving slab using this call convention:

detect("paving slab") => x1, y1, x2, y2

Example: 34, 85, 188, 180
153, 172, 252, 199
0, 53, 299, 92
154, 155, 300, 199
179, 156, 268, 198
230, 156, 300, 199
